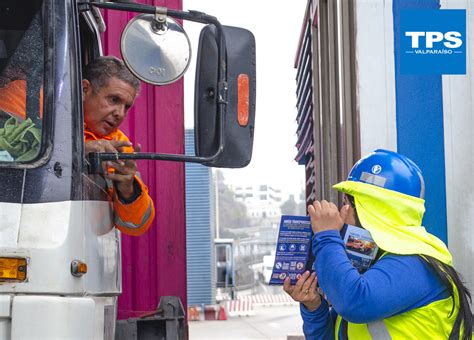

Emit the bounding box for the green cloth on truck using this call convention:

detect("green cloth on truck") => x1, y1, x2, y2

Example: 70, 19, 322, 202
333, 180, 452, 266
0, 116, 41, 161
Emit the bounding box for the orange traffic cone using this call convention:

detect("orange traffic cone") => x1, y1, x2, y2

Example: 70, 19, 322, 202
217, 305, 227, 321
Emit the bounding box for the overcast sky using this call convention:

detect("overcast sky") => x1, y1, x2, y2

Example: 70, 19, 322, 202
183, 0, 307, 200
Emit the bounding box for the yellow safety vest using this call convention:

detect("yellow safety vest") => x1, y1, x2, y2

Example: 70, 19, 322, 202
333, 252, 461, 339
334, 286, 459, 339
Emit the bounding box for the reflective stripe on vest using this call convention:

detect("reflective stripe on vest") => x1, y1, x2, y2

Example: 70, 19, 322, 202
115, 200, 153, 230
367, 320, 391, 339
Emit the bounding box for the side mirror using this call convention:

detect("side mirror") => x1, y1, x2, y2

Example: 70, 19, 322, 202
121, 14, 191, 85
195, 25, 256, 168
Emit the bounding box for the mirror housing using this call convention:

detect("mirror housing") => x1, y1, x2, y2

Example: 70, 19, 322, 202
195, 25, 256, 168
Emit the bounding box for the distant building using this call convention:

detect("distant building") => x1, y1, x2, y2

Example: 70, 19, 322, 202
185, 129, 216, 305
232, 184, 282, 226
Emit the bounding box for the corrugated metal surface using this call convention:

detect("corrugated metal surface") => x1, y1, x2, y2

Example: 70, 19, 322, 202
294, 18, 315, 204
184, 130, 216, 305
101, 0, 186, 319
295, 0, 358, 204
295, 20, 313, 165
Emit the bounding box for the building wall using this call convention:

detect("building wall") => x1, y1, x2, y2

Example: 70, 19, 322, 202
353, 0, 474, 292
441, 0, 474, 293
355, 0, 397, 154
355, 0, 447, 240
185, 129, 216, 306
101, 0, 187, 319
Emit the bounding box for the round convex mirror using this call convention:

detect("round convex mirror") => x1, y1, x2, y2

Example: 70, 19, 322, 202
121, 14, 191, 85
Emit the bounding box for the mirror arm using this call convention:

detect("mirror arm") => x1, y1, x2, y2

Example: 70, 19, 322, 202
82, 2, 220, 27
87, 148, 224, 174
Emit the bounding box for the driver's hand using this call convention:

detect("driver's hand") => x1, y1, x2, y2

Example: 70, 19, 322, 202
105, 144, 141, 200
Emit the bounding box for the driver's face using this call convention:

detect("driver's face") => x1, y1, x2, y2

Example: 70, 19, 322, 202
83, 77, 136, 137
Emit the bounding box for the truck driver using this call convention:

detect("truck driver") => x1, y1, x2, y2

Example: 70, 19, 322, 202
82, 56, 155, 236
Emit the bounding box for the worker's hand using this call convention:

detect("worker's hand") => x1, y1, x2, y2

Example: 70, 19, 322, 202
283, 271, 321, 312
85, 139, 133, 174
105, 144, 141, 200
308, 200, 349, 233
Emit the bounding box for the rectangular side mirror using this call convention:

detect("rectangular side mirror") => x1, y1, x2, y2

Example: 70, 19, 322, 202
195, 25, 256, 168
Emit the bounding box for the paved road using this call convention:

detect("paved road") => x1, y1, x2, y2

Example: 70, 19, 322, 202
189, 305, 304, 340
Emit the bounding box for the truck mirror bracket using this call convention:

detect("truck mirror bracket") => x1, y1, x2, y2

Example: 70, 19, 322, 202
87, 148, 225, 174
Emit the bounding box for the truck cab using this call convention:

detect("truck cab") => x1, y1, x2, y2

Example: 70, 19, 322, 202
0, 1, 126, 338
0, 1, 255, 339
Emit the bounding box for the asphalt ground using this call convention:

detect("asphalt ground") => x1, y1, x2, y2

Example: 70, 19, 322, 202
189, 305, 304, 340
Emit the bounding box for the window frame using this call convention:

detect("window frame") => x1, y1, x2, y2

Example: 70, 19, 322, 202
77, 8, 103, 173
0, 0, 54, 169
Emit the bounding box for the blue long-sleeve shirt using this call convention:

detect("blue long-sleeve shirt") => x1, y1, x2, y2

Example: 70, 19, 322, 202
300, 230, 449, 339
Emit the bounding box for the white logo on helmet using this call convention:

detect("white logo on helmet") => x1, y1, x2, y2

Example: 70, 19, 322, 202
371, 165, 382, 174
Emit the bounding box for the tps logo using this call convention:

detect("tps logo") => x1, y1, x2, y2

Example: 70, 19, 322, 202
400, 10, 466, 74
405, 31, 462, 50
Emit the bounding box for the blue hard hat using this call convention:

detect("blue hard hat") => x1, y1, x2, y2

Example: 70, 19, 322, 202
347, 149, 425, 198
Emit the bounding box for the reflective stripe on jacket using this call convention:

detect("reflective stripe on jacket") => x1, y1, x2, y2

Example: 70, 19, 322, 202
85, 128, 155, 236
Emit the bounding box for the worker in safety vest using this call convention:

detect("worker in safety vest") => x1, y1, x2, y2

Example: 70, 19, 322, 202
0, 56, 155, 236
283, 149, 472, 339
83, 56, 155, 236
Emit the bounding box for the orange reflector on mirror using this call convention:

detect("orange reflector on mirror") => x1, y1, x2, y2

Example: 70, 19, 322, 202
0, 257, 27, 281
237, 74, 249, 126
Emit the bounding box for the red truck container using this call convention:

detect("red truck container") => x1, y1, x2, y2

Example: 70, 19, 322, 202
102, 0, 188, 320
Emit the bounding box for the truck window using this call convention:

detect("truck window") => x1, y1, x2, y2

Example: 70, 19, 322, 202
0, 1, 44, 163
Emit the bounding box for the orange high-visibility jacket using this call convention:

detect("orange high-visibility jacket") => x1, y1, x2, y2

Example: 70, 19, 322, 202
0, 79, 43, 120
85, 128, 155, 237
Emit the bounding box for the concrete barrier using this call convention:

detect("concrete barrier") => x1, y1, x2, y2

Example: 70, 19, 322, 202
225, 299, 255, 317
237, 294, 297, 306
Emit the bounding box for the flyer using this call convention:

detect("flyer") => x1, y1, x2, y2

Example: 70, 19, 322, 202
269, 215, 312, 285
341, 224, 378, 273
